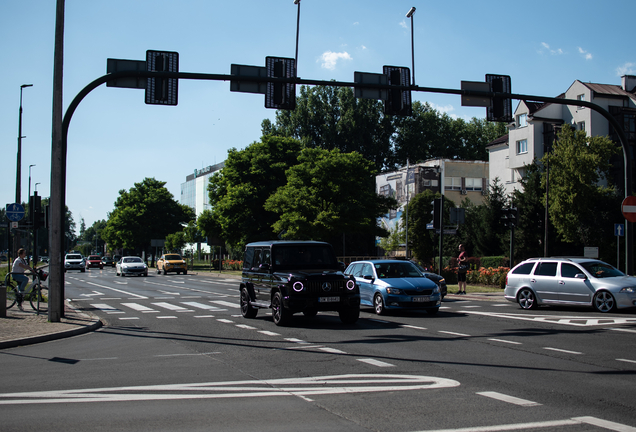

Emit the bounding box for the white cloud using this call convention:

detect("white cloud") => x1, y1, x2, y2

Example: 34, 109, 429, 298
578, 47, 593, 60
400, 19, 408, 29
617, 62, 636, 76
319, 51, 352, 70
540, 42, 563, 55
430, 103, 457, 119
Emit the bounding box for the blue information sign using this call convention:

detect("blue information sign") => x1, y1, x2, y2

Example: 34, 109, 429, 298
6, 203, 25, 222
615, 223, 625, 237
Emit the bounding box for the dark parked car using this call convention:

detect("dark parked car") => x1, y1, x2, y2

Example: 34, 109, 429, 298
239, 240, 360, 326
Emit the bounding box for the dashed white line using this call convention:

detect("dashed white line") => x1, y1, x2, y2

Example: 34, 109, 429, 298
236, 324, 257, 330
616, 358, 636, 364
320, 347, 347, 354
258, 330, 281, 337
401, 324, 427, 330
488, 338, 522, 345
217, 319, 233, 324
477, 391, 541, 407
543, 347, 583, 355
438, 331, 470, 337
357, 358, 395, 367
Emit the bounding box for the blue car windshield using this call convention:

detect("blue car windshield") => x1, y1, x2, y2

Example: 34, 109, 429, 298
580, 261, 624, 278
375, 262, 423, 278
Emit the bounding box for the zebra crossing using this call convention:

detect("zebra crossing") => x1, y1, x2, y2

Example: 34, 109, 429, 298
88, 298, 240, 320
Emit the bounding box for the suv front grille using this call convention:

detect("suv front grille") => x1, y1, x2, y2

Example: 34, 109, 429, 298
304, 280, 348, 295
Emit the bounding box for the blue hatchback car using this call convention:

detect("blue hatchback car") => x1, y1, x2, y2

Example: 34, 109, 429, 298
345, 260, 441, 315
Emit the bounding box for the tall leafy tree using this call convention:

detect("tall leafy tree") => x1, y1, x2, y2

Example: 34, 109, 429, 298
207, 136, 302, 249
262, 85, 395, 172
542, 125, 621, 247
265, 148, 396, 242
102, 178, 194, 255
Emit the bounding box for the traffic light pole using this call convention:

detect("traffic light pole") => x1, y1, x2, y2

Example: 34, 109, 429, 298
49, 70, 634, 321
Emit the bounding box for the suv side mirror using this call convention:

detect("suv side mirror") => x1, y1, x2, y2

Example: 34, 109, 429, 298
339, 262, 346, 272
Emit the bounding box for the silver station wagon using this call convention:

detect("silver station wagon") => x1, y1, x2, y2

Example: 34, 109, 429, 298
504, 257, 636, 313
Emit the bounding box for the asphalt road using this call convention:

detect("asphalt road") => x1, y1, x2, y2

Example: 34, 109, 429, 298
1, 268, 636, 432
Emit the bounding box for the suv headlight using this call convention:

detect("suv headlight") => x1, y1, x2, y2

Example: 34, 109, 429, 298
346, 279, 356, 290
293, 281, 304, 292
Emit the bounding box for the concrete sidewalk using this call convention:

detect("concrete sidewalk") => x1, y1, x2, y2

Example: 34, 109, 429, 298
0, 301, 102, 350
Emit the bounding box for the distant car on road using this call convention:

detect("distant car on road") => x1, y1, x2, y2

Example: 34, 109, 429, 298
116, 256, 148, 277
64, 253, 85, 273
101, 256, 116, 267
411, 261, 447, 299
505, 257, 636, 313
156, 254, 187, 275
86, 255, 104, 270
345, 260, 441, 315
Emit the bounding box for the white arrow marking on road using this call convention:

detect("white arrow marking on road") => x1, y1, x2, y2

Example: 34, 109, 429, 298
0, 374, 460, 405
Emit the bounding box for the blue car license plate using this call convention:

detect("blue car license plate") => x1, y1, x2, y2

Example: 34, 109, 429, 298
319, 296, 340, 303
412, 296, 430, 302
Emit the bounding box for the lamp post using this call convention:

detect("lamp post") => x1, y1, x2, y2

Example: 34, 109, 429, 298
35, 182, 41, 192
28, 164, 36, 200
294, 0, 301, 75
406, 7, 416, 86
16, 84, 33, 205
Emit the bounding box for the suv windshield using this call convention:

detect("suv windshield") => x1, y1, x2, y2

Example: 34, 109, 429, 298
66, 255, 82, 260
580, 261, 625, 278
164, 255, 182, 260
272, 245, 338, 270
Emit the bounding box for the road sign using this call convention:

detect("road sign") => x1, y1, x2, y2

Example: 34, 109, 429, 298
6, 203, 25, 222
615, 223, 625, 237
622, 196, 636, 222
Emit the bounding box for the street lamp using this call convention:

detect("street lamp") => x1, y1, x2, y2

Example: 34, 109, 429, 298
28, 164, 36, 200
405, 7, 416, 86
34, 182, 41, 192
294, 0, 301, 75
16, 84, 33, 204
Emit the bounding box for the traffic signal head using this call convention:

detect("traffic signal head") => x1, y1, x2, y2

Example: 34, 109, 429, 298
431, 198, 442, 230
501, 207, 518, 227
383, 66, 412, 116
265, 57, 296, 110
486, 74, 512, 123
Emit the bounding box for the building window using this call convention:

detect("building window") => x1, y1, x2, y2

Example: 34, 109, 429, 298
444, 177, 461, 191
577, 121, 586, 132
516, 139, 528, 154
517, 113, 527, 128
577, 94, 585, 109
465, 178, 483, 191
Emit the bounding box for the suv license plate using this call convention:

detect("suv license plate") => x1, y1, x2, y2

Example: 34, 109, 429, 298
319, 296, 340, 303
412, 296, 430, 302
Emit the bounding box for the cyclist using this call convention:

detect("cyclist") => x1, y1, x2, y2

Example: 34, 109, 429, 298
12, 248, 35, 310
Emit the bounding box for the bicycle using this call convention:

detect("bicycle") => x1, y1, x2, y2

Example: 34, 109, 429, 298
4, 269, 49, 314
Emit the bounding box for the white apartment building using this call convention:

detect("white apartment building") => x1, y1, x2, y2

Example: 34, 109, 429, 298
489, 75, 636, 196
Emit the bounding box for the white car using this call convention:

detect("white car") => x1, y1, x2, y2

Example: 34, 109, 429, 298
116, 256, 148, 277
64, 253, 85, 273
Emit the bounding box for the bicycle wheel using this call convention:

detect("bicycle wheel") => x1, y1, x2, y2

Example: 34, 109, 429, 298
5, 282, 18, 309
29, 285, 49, 313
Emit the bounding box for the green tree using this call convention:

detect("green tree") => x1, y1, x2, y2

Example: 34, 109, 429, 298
461, 178, 508, 257
208, 136, 302, 249
165, 231, 186, 252
102, 178, 194, 255
542, 125, 621, 248
265, 148, 396, 242
263, 85, 395, 172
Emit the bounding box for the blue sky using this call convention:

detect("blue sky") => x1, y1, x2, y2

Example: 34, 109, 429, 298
2, 0, 635, 235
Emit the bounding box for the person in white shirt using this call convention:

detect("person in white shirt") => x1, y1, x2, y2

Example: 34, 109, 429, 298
12, 248, 35, 309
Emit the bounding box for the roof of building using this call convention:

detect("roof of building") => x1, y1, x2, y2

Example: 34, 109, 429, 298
486, 133, 509, 149
581, 82, 636, 100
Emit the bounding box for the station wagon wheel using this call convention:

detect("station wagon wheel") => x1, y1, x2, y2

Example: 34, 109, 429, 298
374, 294, 386, 315
272, 291, 291, 326
593, 291, 616, 313
240, 287, 258, 319
517, 288, 537, 310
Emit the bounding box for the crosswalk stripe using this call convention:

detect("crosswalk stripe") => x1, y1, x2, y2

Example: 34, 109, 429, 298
210, 300, 239, 308
181, 301, 224, 311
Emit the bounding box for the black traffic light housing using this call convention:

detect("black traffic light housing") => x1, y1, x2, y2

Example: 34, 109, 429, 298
431, 198, 442, 229
486, 74, 512, 123
383, 66, 412, 116
501, 207, 518, 227
265, 57, 296, 110
146, 50, 179, 106
29, 192, 43, 230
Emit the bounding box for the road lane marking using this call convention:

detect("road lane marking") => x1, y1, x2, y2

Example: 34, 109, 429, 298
543, 347, 583, 355
210, 300, 239, 308
320, 347, 347, 354
152, 302, 193, 312
611, 327, 636, 334
156, 316, 177, 319
488, 338, 522, 345
0, 374, 460, 405
477, 391, 541, 407
181, 301, 224, 311
236, 324, 257, 330
258, 330, 280, 336
616, 358, 636, 364
357, 358, 395, 367
121, 303, 155, 312
438, 331, 470, 337
285, 338, 309, 344
401, 325, 427, 330
462, 310, 636, 327
118, 317, 139, 320
194, 315, 215, 318
217, 319, 233, 323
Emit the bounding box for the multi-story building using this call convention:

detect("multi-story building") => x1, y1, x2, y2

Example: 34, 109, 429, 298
376, 158, 489, 234
180, 162, 225, 217
489, 75, 636, 196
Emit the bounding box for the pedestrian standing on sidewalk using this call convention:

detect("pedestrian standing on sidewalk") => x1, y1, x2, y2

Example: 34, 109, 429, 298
456, 244, 467, 295
12, 248, 35, 310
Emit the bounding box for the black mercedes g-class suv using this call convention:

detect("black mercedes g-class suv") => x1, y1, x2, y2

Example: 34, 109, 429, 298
239, 240, 360, 326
